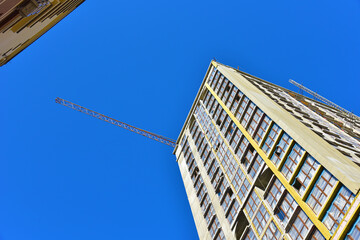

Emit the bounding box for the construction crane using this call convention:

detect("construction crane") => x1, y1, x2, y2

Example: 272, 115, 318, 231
55, 97, 176, 147
289, 79, 360, 122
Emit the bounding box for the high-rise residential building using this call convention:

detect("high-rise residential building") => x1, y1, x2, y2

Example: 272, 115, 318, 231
174, 61, 360, 240
0, 0, 85, 66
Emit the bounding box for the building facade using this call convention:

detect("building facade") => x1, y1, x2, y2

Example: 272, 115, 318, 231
0, 0, 85, 66
174, 61, 360, 240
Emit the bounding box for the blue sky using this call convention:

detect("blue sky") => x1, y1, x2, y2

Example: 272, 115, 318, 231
1, 0, 360, 239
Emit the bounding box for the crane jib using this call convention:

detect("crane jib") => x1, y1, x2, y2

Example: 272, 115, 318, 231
55, 97, 176, 148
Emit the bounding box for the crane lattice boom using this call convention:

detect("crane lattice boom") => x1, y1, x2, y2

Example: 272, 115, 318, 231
55, 97, 176, 147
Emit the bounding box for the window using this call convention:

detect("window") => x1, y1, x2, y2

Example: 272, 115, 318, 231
198, 140, 206, 157
243, 145, 255, 169
218, 78, 228, 97
218, 179, 229, 198
266, 179, 285, 210
244, 228, 257, 240
281, 143, 305, 180
201, 144, 211, 164
217, 142, 226, 159
208, 125, 219, 146
245, 190, 261, 219
208, 159, 219, 180
323, 186, 355, 233
209, 216, 221, 237
198, 186, 207, 203
213, 105, 223, 122
203, 91, 211, 106
182, 141, 189, 157
225, 122, 236, 142
207, 95, 215, 110
253, 204, 270, 235
236, 137, 249, 160
211, 71, 221, 89
262, 221, 281, 240
249, 155, 264, 180
202, 194, 211, 212
247, 108, 263, 136
270, 132, 292, 167
189, 120, 197, 133
180, 136, 187, 147
227, 199, 240, 224
294, 155, 320, 195
224, 82, 234, 102
306, 169, 337, 215
262, 123, 281, 155
208, 68, 217, 86
210, 70, 220, 88
205, 204, 216, 225
310, 229, 326, 240
195, 105, 200, 115
242, 102, 256, 127
215, 75, 225, 93
195, 131, 204, 149
189, 159, 198, 176
236, 96, 249, 120
204, 153, 214, 171
226, 154, 238, 180
345, 215, 360, 240
192, 128, 201, 145
288, 210, 313, 240
231, 168, 245, 193
254, 115, 271, 144
186, 153, 194, 167
226, 84, 237, 108
238, 178, 251, 202
277, 192, 298, 225
222, 191, 232, 212
221, 116, 232, 136
210, 102, 219, 118
231, 90, 244, 114
220, 79, 230, 98
230, 127, 242, 151
217, 110, 227, 127
215, 229, 226, 240
212, 170, 222, 190
194, 176, 203, 192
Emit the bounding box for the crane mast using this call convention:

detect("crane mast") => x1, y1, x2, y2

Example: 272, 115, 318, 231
55, 97, 176, 147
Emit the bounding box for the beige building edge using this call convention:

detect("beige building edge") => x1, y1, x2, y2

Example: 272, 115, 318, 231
0, 0, 85, 66
174, 61, 360, 240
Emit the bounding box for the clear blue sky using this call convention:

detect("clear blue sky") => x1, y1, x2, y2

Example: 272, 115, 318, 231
1, 0, 360, 239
